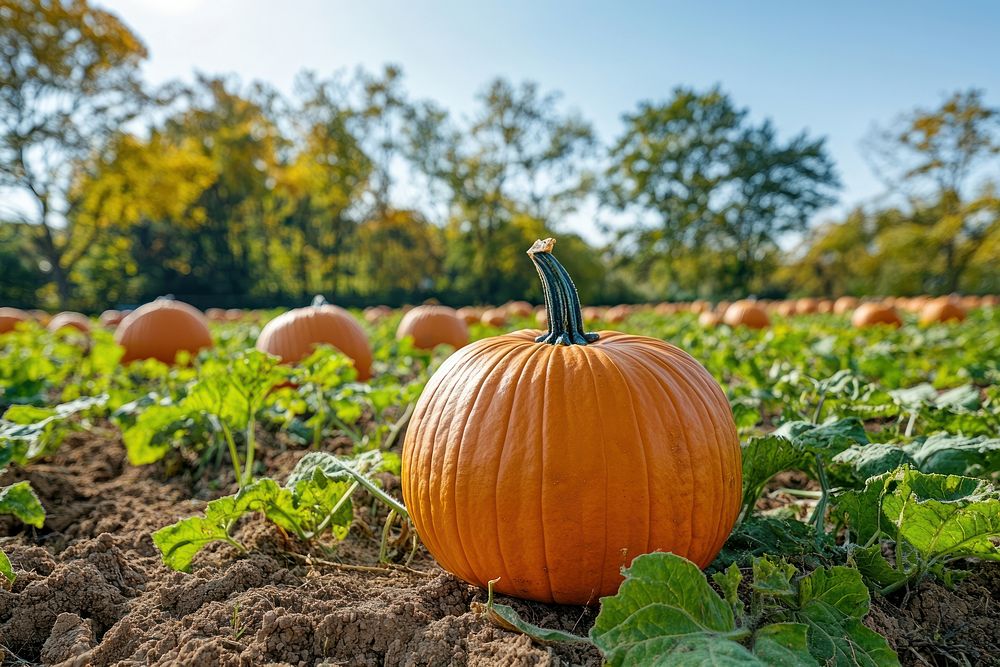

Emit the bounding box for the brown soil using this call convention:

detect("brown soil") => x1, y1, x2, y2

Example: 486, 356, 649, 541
1, 425, 601, 666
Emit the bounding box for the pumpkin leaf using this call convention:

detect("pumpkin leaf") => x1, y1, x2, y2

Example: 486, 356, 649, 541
740, 435, 810, 519
712, 516, 838, 571
829, 444, 917, 487
0, 548, 13, 585
473, 579, 591, 645
0, 394, 108, 469
785, 566, 898, 667
751, 623, 816, 667
906, 433, 1000, 477
711, 563, 745, 619
773, 417, 869, 454
0, 480, 45, 528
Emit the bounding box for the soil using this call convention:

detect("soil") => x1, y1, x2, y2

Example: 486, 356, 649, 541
1, 424, 601, 666
2, 423, 997, 666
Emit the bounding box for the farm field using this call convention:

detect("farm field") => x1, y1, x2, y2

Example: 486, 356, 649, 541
1, 296, 998, 666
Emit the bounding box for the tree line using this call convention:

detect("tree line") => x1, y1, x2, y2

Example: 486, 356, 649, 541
1, 0, 998, 311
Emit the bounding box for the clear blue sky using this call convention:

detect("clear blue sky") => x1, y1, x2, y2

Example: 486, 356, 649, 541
102, 0, 1000, 243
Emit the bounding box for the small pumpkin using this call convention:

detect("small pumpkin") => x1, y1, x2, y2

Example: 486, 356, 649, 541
723, 300, 770, 329
48, 311, 91, 334
774, 301, 797, 317
505, 301, 533, 318
851, 303, 902, 328
396, 305, 469, 351
116, 298, 213, 364
205, 307, 226, 322
0, 307, 31, 334
919, 297, 966, 325
364, 305, 392, 324
795, 297, 819, 314
480, 308, 508, 327
455, 306, 482, 325
256, 296, 372, 380
604, 304, 631, 324
698, 310, 721, 327
100, 309, 124, 328
832, 296, 859, 315
402, 238, 741, 605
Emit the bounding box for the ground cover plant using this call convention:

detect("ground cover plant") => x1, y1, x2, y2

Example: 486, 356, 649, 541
0, 295, 997, 666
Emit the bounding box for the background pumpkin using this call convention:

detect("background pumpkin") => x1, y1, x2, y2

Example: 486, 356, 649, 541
48, 311, 91, 334
256, 296, 372, 380
0, 307, 31, 334
395, 304, 469, 351
401, 238, 742, 605
480, 308, 507, 327
723, 300, 770, 329
851, 302, 902, 328
115, 298, 213, 364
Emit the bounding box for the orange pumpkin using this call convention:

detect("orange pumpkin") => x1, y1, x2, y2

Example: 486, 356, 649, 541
698, 310, 721, 327
505, 300, 533, 318
116, 299, 213, 364
851, 303, 902, 328
832, 296, 859, 315
48, 311, 90, 334
256, 296, 372, 380
396, 305, 469, 350
205, 307, 226, 322
480, 308, 508, 327
723, 300, 770, 329
795, 297, 819, 314
100, 309, 124, 328
919, 298, 966, 325
402, 238, 741, 605
455, 306, 481, 325
363, 305, 392, 324
605, 304, 631, 324
0, 307, 31, 334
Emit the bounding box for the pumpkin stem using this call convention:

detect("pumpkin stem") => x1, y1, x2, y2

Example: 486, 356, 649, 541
528, 238, 599, 346
311, 295, 329, 307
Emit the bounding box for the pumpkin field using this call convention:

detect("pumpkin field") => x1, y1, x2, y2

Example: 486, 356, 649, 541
0, 239, 998, 666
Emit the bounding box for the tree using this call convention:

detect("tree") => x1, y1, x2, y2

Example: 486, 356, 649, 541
0, 0, 148, 305
406, 78, 596, 301
865, 90, 1000, 291
605, 87, 838, 297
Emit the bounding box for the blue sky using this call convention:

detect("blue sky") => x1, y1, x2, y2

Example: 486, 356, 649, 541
103, 0, 1000, 243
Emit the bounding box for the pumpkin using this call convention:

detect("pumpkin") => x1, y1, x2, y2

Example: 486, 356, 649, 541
48, 311, 90, 334
364, 305, 392, 324
832, 296, 859, 315
605, 305, 631, 324
256, 296, 372, 380
455, 306, 482, 325
698, 310, 721, 327
817, 299, 834, 314
795, 297, 819, 314
654, 302, 676, 316
116, 298, 213, 364
401, 238, 741, 605
581, 306, 606, 323
100, 309, 124, 328
722, 300, 770, 329
851, 303, 902, 328
225, 308, 244, 322
480, 308, 508, 327
774, 301, 797, 317
205, 307, 226, 322
983, 295, 999, 308
505, 301, 533, 318
396, 305, 469, 350
0, 307, 31, 334
919, 297, 966, 325
690, 300, 710, 314
535, 309, 548, 328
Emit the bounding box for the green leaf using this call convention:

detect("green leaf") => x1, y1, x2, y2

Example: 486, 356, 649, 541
712, 563, 745, 619
830, 444, 917, 486
0, 481, 45, 528
790, 566, 898, 666
120, 402, 195, 465
152, 494, 249, 571
752, 623, 816, 667
848, 545, 908, 591
591, 553, 745, 666
933, 384, 981, 411
752, 556, 797, 599
0, 548, 13, 584
0, 394, 108, 467
774, 417, 869, 454
882, 469, 1000, 563
713, 516, 837, 571
907, 433, 1000, 477
474, 580, 590, 645
740, 435, 809, 517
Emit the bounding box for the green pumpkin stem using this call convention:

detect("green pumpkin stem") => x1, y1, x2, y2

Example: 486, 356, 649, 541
528, 238, 599, 346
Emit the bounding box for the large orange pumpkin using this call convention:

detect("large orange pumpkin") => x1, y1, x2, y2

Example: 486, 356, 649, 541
0, 307, 30, 334
116, 299, 213, 364
48, 311, 91, 334
256, 296, 372, 380
851, 303, 902, 328
396, 305, 469, 350
401, 238, 741, 605
919, 297, 966, 325
723, 300, 770, 329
